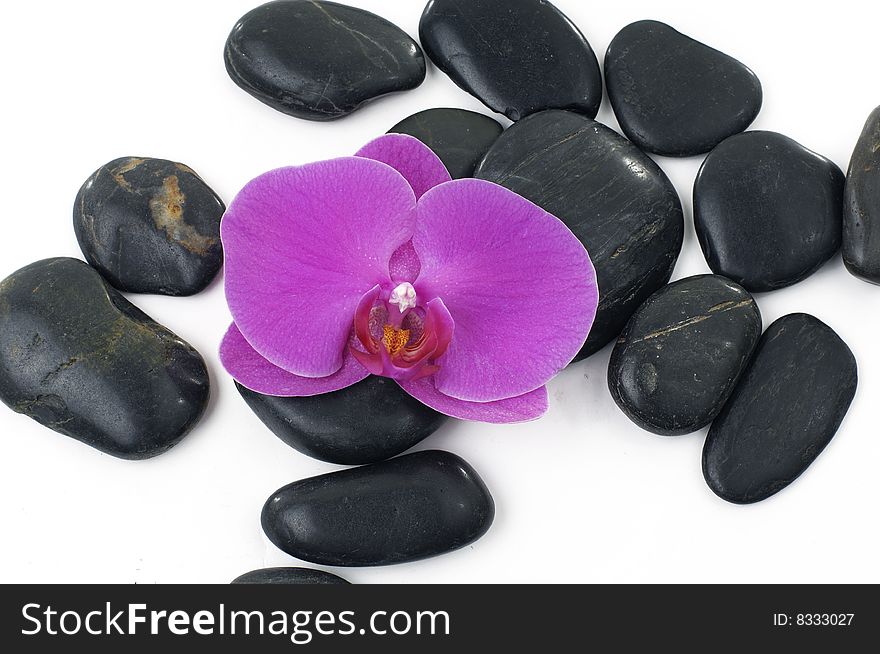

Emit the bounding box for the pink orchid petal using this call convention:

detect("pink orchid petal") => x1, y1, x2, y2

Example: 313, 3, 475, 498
220, 323, 369, 396
397, 379, 548, 423
356, 134, 451, 199
413, 179, 598, 403
222, 157, 417, 378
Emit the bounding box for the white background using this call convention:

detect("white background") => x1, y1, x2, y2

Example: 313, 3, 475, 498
0, 0, 877, 584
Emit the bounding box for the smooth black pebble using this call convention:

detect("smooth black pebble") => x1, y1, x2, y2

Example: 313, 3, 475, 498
476, 110, 684, 359
694, 131, 844, 292
608, 275, 762, 436
389, 108, 503, 178
605, 20, 762, 157
419, 0, 602, 121
232, 567, 349, 585
225, 0, 425, 121
703, 313, 857, 504
236, 376, 447, 465
261, 450, 494, 567
843, 106, 880, 284
0, 258, 210, 459
74, 157, 225, 296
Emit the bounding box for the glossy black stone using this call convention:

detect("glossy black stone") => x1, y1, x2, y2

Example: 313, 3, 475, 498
262, 450, 494, 567
703, 314, 857, 504
232, 567, 349, 585
74, 157, 225, 296
224, 0, 425, 121
476, 110, 684, 359
605, 20, 762, 157
694, 131, 844, 293
0, 258, 210, 459
608, 275, 762, 436
236, 376, 447, 465
419, 0, 602, 121
843, 106, 880, 284
389, 108, 503, 179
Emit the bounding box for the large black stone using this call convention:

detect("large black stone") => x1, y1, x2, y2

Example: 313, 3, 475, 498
694, 131, 845, 292
0, 258, 210, 459
703, 314, 857, 504
843, 106, 880, 284
236, 376, 447, 465
224, 0, 425, 121
389, 108, 503, 179
232, 568, 349, 585
476, 110, 684, 359
74, 157, 225, 296
608, 275, 762, 436
261, 450, 494, 567
419, 0, 602, 121
605, 20, 762, 157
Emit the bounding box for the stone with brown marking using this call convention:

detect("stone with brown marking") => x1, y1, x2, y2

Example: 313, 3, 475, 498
74, 156, 225, 296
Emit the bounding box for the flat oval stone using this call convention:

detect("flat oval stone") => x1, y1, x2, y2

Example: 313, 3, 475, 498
236, 376, 447, 465
74, 157, 225, 296
419, 0, 602, 121
476, 110, 684, 359
0, 258, 210, 459
608, 274, 762, 436
843, 105, 880, 284
694, 131, 845, 292
224, 0, 426, 121
232, 567, 349, 585
262, 450, 494, 566
605, 20, 762, 157
389, 108, 503, 178
703, 313, 857, 504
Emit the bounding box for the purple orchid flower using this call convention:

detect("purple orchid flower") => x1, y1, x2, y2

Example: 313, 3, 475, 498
219, 134, 598, 423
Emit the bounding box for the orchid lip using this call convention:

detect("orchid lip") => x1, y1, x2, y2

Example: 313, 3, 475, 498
352, 285, 453, 383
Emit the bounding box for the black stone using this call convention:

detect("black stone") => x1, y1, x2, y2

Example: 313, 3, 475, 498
0, 258, 210, 460
236, 376, 447, 465
694, 131, 845, 293
605, 20, 762, 157
389, 108, 503, 179
74, 157, 225, 296
232, 567, 349, 585
262, 450, 494, 567
476, 110, 684, 359
608, 275, 762, 436
419, 0, 602, 121
843, 106, 880, 284
224, 0, 425, 121
703, 314, 857, 504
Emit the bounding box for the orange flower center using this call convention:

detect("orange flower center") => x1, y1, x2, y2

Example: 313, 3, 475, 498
382, 325, 411, 356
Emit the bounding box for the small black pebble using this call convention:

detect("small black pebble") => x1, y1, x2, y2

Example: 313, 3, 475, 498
225, 0, 426, 121
694, 131, 844, 292
605, 20, 762, 157
609, 274, 762, 436
703, 314, 857, 504
232, 567, 349, 585
261, 450, 494, 567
